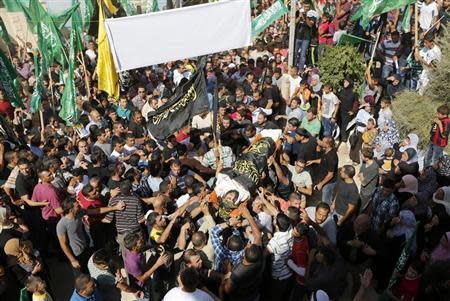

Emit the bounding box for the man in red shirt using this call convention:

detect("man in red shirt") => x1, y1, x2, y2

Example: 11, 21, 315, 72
287, 222, 310, 300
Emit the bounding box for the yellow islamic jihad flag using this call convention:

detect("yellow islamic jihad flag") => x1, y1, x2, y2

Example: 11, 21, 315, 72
97, 0, 120, 100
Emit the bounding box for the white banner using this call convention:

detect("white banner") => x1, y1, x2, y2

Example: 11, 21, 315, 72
105, 0, 252, 72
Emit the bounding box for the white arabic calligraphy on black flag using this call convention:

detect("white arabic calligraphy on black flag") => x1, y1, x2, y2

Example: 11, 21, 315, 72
147, 69, 209, 140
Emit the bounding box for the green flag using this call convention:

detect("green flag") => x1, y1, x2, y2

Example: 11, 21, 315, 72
251, 0, 288, 38
400, 5, 412, 33
146, 0, 159, 13
352, 0, 416, 29
2, 0, 28, 12
34, 0, 67, 66
29, 0, 48, 114
80, 0, 94, 31
51, 3, 80, 31
337, 33, 372, 46
0, 16, 11, 45
71, 0, 84, 53
118, 0, 137, 16
30, 53, 44, 114
59, 29, 78, 125
0, 49, 24, 108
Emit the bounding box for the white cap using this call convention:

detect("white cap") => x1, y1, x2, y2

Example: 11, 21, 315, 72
228, 63, 236, 69
307, 10, 319, 19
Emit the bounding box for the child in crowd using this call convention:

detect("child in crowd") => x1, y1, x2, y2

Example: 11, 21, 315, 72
425, 105, 450, 167
25, 276, 54, 301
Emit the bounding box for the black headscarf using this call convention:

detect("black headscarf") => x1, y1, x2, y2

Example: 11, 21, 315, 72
338, 78, 358, 113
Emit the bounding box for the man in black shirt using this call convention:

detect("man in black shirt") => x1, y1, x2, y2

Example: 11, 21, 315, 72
15, 158, 47, 252
294, 128, 317, 164
295, 14, 317, 72
307, 137, 338, 204
331, 165, 359, 227
128, 111, 147, 144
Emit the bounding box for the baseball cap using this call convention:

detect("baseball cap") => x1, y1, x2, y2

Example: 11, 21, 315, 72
307, 10, 319, 19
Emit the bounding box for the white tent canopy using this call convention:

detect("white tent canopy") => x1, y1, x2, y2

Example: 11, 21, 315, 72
104, 0, 252, 71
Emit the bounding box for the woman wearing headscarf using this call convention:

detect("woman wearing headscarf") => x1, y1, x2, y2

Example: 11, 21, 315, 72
387, 210, 417, 253
403, 167, 438, 221
337, 78, 359, 142
394, 148, 420, 179
395, 175, 419, 204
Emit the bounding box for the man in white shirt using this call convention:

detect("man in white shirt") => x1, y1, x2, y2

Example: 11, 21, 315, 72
303, 202, 337, 245
415, 35, 442, 94
287, 159, 313, 199
173, 63, 188, 87
163, 267, 214, 301
251, 196, 274, 233
288, 66, 301, 100
419, 0, 439, 31
321, 84, 340, 137
191, 111, 212, 130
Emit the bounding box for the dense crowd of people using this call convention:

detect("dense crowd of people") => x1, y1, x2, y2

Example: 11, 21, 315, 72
1, 0, 450, 300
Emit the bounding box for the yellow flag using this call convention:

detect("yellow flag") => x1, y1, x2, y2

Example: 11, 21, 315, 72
97, 0, 119, 100
104, 0, 118, 15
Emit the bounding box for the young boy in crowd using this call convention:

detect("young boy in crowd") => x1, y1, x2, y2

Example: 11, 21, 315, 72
425, 105, 450, 167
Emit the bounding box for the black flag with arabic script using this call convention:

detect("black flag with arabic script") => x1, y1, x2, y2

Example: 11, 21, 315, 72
147, 68, 209, 140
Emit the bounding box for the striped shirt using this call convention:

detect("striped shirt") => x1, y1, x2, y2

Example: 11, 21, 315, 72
378, 39, 401, 66
104, 195, 144, 234
267, 229, 294, 280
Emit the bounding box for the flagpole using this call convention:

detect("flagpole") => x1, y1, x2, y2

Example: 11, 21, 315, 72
288, 0, 297, 68
366, 30, 381, 73
39, 109, 45, 132
79, 52, 92, 98
414, 2, 418, 46
48, 67, 57, 114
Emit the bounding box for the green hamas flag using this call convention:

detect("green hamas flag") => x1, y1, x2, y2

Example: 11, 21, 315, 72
401, 5, 412, 33
59, 29, 78, 125
0, 49, 24, 108
0, 16, 11, 45
118, 0, 137, 16
352, 0, 416, 29
36, 0, 67, 66
80, 0, 94, 31
71, 0, 84, 53
337, 33, 371, 46
252, 0, 288, 38
30, 0, 48, 114
146, 0, 159, 13
2, 0, 28, 12
30, 54, 44, 114
51, 3, 80, 31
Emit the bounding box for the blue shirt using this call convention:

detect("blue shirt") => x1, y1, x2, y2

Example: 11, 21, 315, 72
116, 106, 131, 121
210, 225, 244, 272
70, 289, 103, 301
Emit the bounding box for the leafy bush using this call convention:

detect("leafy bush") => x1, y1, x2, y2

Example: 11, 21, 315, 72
393, 28, 449, 150
392, 92, 436, 150
318, 45, 366, 93
423, 28, 450, 102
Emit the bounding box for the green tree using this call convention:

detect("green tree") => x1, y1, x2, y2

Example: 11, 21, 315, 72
393, 28, 450, 150
318, 45, 366, 93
